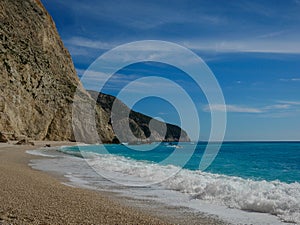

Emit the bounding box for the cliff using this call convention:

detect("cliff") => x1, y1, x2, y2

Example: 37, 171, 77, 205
0, 0, 111, 141
88, 91, 190, 143
0, 0, 190, 143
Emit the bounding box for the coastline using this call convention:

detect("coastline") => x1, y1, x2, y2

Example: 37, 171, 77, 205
0, 141, 226, 225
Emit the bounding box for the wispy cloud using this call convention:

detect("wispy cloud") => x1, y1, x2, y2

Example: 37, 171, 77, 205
203, 104, 263, 113
66, 37, 115, 50
234, 0, 275, 17
184, 40, 300, 54
67, 46, 91, 56
77, 68, 140, 84
257, 101, 300, 118
48, 0, 300, 57
294, 0, 300, 6
278, 100, 300, 105
77, 68, 183, 94
264, 104, 291, 110
66, 34, 300, 55
67, 37, 300, 57
279, 78, 300, 82
257, 30, 287, 39
204, 101, 300, 115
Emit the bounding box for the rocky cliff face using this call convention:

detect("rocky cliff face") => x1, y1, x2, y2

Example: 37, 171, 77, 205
0, 0, 190, 143
0, 0, 96, 140
88, 91, 190, 143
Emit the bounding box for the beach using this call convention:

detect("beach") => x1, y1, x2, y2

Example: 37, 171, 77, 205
1, 0, 299, 224
0, 142, 226, 225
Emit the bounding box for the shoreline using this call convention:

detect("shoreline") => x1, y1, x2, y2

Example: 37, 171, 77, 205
0, 141, 226, 225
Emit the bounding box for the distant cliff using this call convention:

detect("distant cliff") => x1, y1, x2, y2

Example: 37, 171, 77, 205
0, 0, 190, 143
89, 91, 190, 143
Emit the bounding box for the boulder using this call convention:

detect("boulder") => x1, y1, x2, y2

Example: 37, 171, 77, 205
15, 139, 35, 146
0, 132, 8, 143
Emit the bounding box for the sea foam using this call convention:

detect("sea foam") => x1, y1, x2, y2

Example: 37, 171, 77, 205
27, 146, 299, 224
74, 152, 300, 224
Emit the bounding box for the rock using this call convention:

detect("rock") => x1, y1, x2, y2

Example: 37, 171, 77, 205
0, 132, 8, 143
0, 0, 190, 144
0, 0, 112, 142
0, 0, 79, 140
88, 91, 190, 143
15, 139, 35, 146
15, 135, 27, 141
44, 144, 51, 147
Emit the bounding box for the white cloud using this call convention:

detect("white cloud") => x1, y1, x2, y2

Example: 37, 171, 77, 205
183, 40, 300, 54
204, 104, 264, 113
66, 37, 300, 56
67, 46, 91, 56
76, 69, 110, 82
203, 102, 300, 114
278, 100, 300, 105
66, 1, 226, 30
257, 30, 287, 39
76, 68, 143, 87
264, 104, 291, 110
279, 78, 300, 82
76, 68, 182, 94
256, 101, 300, 118
66, 37, 115, 50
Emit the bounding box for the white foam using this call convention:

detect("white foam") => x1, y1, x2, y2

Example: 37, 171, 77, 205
26, 149, 58, 158
27, 149, 300, 224
84, 153, 300, 224
163, 169, 300, 224
123, 188, 293, 225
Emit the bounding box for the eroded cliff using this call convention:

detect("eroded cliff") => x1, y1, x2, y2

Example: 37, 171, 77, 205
0, 0, 190, 143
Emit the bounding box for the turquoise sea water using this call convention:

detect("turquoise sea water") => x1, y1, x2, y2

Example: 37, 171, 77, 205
62, 142, 300, 183
29, 141, 300, 223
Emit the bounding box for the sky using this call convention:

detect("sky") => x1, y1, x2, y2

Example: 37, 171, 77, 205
41, 0, 300, 141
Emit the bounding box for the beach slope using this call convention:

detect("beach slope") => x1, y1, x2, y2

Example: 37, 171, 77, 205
0, 142, 170, 225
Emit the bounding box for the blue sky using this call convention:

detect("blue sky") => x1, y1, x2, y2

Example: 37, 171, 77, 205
41, 0, 300, 141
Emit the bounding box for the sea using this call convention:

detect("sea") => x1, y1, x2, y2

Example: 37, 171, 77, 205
27, 142, 300, 225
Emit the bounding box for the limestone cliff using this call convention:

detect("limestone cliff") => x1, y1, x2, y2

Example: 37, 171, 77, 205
0, 0, 107, 140
0, 0, 190, 143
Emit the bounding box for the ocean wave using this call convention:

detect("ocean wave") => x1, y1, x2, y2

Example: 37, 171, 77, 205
164, 169, 300, 224
58, 148, 84, 158
60, 149, 300, 224
26, 149, 60, 158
